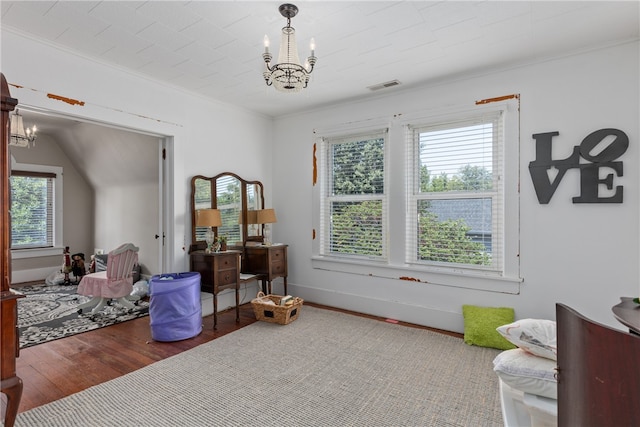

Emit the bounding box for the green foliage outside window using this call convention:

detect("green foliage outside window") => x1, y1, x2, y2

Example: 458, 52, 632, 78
10, 176, 48, 247
332, 138, 384, 195
330, 200, 382, 257
328, 136, 384, 257
417, 210, 490, 265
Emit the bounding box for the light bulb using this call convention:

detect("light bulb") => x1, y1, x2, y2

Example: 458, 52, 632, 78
263, 35, 270, 53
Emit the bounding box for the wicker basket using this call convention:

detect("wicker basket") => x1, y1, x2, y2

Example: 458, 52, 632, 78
251, 292, 304, 325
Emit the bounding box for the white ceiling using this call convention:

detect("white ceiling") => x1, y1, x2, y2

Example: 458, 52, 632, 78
2, 1, 638, 119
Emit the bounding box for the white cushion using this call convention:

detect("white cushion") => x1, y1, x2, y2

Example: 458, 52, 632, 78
493, 348, 557, 399
497, 318, 557, 360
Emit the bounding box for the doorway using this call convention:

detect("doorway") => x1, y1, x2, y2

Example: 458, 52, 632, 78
10, 107, 172, 278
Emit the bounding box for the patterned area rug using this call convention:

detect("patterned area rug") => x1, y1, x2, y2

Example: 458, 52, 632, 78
16, 283, 149, 349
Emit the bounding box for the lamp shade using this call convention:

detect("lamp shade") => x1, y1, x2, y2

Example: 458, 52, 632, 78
257, 208, 277, 224
239, 210, 259, 224
196, 209, 222, 227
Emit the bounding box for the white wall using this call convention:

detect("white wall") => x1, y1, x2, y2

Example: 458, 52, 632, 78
2, 30, 271, 307
93, 183, 156, 275
273, 41, 640, 332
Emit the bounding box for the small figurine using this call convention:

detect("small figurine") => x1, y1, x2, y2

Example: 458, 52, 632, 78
62, 246, 72, 284
71, 252, 86, 282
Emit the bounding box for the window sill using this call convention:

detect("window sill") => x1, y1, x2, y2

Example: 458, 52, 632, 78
12, 246, 64, 259
311, 256, 522, 294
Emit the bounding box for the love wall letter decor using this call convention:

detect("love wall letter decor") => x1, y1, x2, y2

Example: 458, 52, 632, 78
529, 128, 628, 204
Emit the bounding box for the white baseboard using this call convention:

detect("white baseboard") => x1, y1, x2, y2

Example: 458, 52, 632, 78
287, 282, 464, 334
11, 267, 54, 285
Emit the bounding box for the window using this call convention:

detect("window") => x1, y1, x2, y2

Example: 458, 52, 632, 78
312, 98, 520, 292
319, 129, 387, 260
407, 112, 503, 272
10, 163, 63, 258
11, 171, 56, 248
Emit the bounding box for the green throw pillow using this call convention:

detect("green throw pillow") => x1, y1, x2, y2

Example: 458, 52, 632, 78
462, 305, 517, 350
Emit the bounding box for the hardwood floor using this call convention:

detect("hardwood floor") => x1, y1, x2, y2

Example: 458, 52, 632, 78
16, 300, 461, 414
16, 302, 257, 413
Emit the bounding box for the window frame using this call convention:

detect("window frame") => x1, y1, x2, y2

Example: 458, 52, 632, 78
312, 99, 521, 294
406, 111, 503, 272
317, 128, 389, 261
10, 161, 63, 259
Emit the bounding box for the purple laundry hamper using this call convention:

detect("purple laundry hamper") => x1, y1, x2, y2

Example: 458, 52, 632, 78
149, 272, 202, 342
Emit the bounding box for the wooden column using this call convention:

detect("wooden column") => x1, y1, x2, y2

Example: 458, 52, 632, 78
1, 72, 24, 427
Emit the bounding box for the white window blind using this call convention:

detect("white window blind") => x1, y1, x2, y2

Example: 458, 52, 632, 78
10, 170, 56, 249
320, 129, 387, 259
407, 111, 504, 270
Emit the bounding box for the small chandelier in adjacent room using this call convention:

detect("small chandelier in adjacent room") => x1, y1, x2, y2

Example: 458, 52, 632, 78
262, 3, 317, 93
10, 109, 37, 148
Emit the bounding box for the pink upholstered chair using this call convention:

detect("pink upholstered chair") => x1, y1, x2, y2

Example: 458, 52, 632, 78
77, 243, 140, 315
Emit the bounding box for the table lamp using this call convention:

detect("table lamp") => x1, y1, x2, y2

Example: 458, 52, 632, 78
196, 209, 222, 253
257, 208, 277, 246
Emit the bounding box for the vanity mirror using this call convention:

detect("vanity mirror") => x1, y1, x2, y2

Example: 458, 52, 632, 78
190, 172, 264, 251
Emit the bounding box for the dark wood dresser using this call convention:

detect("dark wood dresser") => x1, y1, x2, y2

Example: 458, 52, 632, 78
557, 303, 640, 426
1, 73, 25, 427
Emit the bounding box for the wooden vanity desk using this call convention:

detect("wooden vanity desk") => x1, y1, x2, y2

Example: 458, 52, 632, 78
189, 172, 289, 327
189, 250, 241, 329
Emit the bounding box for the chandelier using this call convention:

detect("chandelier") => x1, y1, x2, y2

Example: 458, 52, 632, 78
10, 109, 37, 148
262, 3, 317, 93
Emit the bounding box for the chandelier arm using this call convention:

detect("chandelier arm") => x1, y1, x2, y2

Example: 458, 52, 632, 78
306, 59, 316, 73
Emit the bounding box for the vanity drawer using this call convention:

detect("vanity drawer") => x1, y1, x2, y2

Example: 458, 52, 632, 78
217, 268, 238, 286
270, 247, 286, 262
271, 261, 286, 276
218, 256, 236, 270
